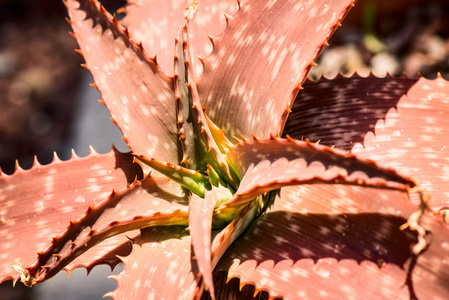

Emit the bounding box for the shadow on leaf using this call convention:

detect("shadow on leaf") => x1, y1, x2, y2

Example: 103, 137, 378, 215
283, 74, 418, 151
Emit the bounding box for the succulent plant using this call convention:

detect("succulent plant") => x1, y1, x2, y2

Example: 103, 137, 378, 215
1, 0, 448, 299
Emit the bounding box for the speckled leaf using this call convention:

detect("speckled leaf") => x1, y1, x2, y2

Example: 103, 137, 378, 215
215, 185, 449, 299
22, 175, 188, 286
283, 74, 418, 150
284, 74, 449, 212
65, 231, 136, 275
66, 0, 179, 173
122, 0, 238, 75
221, 137, 416, 215
109, 226, 203, 300
211, 195, 264, 267
0, 148, 141, 284
197, 0, 355, 139
189, 192, 217, 298
174, 8, 238, 189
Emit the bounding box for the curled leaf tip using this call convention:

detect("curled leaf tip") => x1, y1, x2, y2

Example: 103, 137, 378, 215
11, 262, 35, 287
400, 187, 430, 255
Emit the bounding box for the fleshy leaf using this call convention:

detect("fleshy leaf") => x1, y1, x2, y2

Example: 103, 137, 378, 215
188, 191, 219, 298
190, 190, 263, 299
220, 137, 417, 216
211, 195, 264, 267
22, 176, 188, 286
0, 148, 141, 284
174, 7, 238, 190
284, 74, 449, 212
197, 0, 356, 139
135, 155, 209, 197
215, 185, 449, 299
65, 231, 136, 275
66, 0, 179, 173
205, 114, 233, 155
283, 74, 419, 150
109, 226, 203, 299
121, 0, 238, 75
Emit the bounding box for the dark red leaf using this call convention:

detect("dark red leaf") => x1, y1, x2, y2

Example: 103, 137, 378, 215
284, 74, 449, 212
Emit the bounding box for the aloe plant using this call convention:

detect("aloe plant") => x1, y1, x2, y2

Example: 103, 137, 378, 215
1, 0, 448, 299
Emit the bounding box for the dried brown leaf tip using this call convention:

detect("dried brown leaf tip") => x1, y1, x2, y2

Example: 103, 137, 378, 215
1, 0, 448, 299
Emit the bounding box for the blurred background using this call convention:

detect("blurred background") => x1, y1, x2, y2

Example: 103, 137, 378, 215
0, 0, 448, 299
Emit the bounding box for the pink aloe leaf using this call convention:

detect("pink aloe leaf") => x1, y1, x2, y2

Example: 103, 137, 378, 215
188, 192, 218, 298
211, 195, 264, 267
197, 0, 355, 139
284, 74, 449, 212
283, 73, 419, 150
214, 185, 449, 299
0, 148, 141, 284
121, 0, 238, 75
20, 175, 188, 286
174, 6, 238, 189
220, 137, 418, 217
66, 0, 179, 173
108, 226, 203, 300
65, 231, 136, 275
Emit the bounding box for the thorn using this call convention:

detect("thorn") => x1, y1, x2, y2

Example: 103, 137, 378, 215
234, 136, 245, 145
32, 156, 39, 167
250, 133, 258, 140
137, 42, 144, 51
223, 12, 232, 24
207, 34, 215, 44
